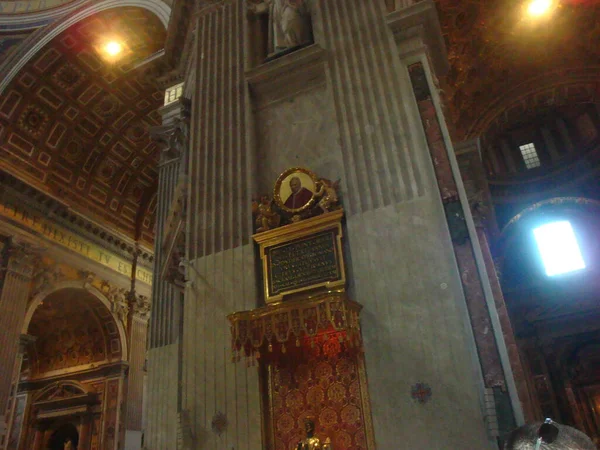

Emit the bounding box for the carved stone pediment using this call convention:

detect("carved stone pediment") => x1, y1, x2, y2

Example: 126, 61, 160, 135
34, 381, 98, 412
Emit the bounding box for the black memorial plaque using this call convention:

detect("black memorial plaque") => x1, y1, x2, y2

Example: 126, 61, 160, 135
267, 230, 340, 296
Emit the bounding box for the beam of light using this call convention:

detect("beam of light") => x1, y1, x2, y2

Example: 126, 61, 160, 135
533, 221, 586, 276
528, 0, 553, 16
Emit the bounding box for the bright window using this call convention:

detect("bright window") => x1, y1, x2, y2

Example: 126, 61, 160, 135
519, 143, 541, 169
533, 221, 586, 276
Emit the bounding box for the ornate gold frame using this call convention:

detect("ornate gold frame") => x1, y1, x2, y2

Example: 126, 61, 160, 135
273, 166, 319, 213
253, 209, 346, 303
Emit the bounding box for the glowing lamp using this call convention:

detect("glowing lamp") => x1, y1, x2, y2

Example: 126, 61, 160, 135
104, 41, 122, 56
533, 221, 585, 276
527, 0, 553, 16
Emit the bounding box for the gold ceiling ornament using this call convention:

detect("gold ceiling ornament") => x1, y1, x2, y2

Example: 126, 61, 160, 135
253, 167, 341, 232
228, 292, 363, 366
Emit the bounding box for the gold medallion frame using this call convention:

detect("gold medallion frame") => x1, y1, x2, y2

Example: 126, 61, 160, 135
273, 167, 319, 213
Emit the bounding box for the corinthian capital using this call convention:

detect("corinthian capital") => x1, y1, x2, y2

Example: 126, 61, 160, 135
132, 294, 151, 320
150, 97, 191, 162
5, 240, 42, 279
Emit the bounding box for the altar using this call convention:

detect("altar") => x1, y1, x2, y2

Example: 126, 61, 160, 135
228, 168, 375, 450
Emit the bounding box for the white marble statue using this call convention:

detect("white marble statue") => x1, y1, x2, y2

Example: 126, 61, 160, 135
249, 0, 312, 56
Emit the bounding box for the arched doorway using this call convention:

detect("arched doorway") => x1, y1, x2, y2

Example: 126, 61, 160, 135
47, 423, 79, 450
12, 288, 126, 450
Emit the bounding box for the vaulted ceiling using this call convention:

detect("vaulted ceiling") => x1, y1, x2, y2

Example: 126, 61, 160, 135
2, 1, 600, 247
436, 0, 600, 141
0, 6, 165, 245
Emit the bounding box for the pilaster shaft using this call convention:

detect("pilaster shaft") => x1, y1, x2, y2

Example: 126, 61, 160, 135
125, 296, 151, 432
0, 241, 37, 413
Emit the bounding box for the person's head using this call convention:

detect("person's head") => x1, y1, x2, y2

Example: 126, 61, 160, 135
303, 417, 315, 436
289, 177, 301, 194
504, 420, 595, 450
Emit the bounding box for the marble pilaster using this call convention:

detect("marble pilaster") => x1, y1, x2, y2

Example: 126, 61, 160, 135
391, 2, 524, 442
124, 295, 151, 447
145, 97, 190, 449
0, 242, 37, 416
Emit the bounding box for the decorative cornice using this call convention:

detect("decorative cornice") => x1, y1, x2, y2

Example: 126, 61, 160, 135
245, 44, 327, 110
0, 170, 154, 268
387, 0, 448, 76
150, 97, 191, 164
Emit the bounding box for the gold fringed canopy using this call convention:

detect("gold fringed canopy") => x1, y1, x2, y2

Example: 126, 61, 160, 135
228, 292, 363, 365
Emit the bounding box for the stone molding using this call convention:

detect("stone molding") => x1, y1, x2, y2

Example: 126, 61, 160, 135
245, 44, 327, 110
387, 0, 449, 76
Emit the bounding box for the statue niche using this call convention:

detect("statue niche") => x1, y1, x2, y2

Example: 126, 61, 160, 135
249, 0, 313, 59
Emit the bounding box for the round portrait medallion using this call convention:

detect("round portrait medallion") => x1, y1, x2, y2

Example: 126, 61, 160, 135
274, 167, 319, 213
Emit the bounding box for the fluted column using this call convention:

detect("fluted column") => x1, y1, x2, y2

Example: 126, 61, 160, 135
0, 241, 37, 416
182, 2, 263, 449
145, 98, 190, 449
124, 295, 151, 447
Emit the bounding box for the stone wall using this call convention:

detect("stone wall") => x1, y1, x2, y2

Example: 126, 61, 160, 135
175, 0, 493, 448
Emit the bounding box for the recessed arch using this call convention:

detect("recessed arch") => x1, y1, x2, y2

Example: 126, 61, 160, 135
0, 0, 171, 94
464, 67, 600, 140
23, 281, 128, 362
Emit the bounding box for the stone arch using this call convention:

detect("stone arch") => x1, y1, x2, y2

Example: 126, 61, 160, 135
464, 67, 600, 140
23, 280, 128, 361
0, 0, 171, 94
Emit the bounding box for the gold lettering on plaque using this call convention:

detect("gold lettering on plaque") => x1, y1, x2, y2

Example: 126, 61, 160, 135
268, 231, 340, 295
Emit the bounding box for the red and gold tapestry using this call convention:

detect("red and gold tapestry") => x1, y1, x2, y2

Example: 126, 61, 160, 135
266, 340, 374, 450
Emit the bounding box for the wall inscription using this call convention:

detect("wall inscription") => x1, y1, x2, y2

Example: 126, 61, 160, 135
0, 201, 153, 285
267, 230, 340, 296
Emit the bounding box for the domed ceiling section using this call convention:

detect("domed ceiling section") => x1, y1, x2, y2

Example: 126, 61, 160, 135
436, 0, 600, 140
24, 288, 123, 379
0, 6, 166, 245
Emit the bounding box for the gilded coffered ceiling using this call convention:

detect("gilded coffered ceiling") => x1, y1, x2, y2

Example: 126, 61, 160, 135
0, 6, 165, 245
435, 0, 600, 140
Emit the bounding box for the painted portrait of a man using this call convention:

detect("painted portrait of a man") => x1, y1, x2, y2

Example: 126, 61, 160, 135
284, 176, 313, 209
